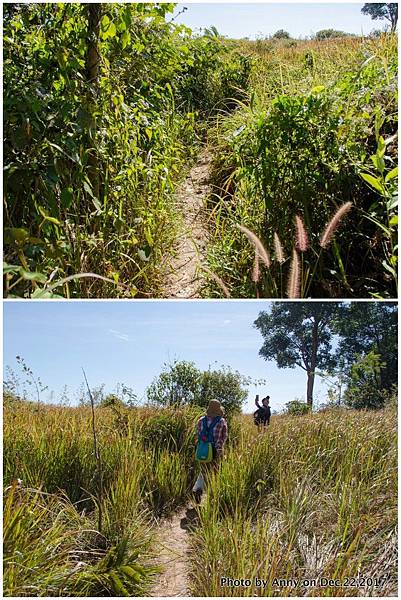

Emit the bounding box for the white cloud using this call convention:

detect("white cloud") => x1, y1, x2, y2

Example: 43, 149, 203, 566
108, 329, 130, 342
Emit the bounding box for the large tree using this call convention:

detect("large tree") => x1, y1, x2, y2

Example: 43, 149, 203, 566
254, 303, 339, 406
361, 3, 398, 32
333, 302, 397, 391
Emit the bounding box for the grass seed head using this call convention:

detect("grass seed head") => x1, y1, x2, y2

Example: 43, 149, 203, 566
287, 248, 300, 298
320, 202, 353, 249
252, 251, 261, 283
238, 224, 271, 268
273, 232, 285, 263
295, 215, 310, 252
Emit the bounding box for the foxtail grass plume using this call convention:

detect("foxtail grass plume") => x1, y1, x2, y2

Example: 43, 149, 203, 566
202, 265, 231, 298
252, 252, 260, 283
287, 248, 300, 298
320, 202, 353, 249
273, 232, 285, 263
238, 225, 271, 268
295, 215, 309, 252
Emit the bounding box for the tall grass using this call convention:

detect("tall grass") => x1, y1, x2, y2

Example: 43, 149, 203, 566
3, 401, 199, 596
189, 409, 397, 596
4, 400, 396, 596
3, 482, 157, 597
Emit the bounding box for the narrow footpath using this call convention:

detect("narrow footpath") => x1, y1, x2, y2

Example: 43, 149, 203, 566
162, 150, 212, 298
150, 505, 199, 597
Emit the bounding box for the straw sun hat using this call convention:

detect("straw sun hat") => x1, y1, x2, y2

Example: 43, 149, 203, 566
206, 399, 225, 418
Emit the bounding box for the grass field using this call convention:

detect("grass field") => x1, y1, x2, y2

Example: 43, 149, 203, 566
4, 397, 397, 596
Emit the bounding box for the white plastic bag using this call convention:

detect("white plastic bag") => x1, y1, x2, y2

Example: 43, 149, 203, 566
192, 471, 205, 493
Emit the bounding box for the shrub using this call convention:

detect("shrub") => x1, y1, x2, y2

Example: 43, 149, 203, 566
315, 29, 352, 40
273, 29, 291, 39
285, 399, 311, 415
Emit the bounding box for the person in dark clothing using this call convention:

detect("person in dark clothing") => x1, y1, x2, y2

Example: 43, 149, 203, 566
254, 395, 271, 427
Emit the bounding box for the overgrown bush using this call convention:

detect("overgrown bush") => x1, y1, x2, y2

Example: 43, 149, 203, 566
3, 4, 250, 298
285, 399, 312, 415
206, 34, 397, 298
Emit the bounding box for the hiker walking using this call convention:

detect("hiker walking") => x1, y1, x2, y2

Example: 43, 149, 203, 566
254, 394, 271, 427
193, 399, 228, 503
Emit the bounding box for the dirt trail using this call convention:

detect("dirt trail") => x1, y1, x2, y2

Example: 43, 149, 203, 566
150, 505, 199, 597
162, 150, 212, 298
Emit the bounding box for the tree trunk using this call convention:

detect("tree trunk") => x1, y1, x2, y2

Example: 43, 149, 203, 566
85, 3, 101, 202
86, 4, 101, 83
306, 370, 314, 407
306, 316, 319, 406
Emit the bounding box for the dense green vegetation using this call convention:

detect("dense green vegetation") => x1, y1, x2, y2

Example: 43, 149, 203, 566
4, 397, 397, 596
206, 34, 398, 298
3, 3, 249, 298
3, 4, 398, 298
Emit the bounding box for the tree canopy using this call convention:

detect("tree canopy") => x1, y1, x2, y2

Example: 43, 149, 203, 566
361, 3, 398, 32
254, 302, 339, 406
146, 360, 252, 414
272, 29, 291, 39
315, 29, 352, 40
255, 301, 398, 410
334, 302, 397, 391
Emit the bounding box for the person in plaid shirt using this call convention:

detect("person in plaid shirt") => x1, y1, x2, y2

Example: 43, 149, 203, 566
194, 399, 228, 503
196, 399, 228, 458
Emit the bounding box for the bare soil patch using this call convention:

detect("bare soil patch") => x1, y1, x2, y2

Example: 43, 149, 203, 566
162, 150, 212, 298
149, 506, 199, 597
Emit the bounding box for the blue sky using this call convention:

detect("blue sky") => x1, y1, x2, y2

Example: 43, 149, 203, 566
3, 301, 336, 412
174, 3, 384, 39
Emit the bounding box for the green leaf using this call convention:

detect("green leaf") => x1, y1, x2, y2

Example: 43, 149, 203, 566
377, 136, 386, 158
3, 262, 22, 275
108, 23, 117, 38
38, 206, 61, 226
360, 172, 385, 195
101, 14, 110, 29
121, 31, 131, 49
30, 288, 63, 299
4, 227, 29, 246
61, 187, 73, 209
389, 215, 398, 227
47, 141, 78, 163
387, 194, 398, 212
311, 85, 325, 94
385, 167, 398, 183
370, 154, 385, 174
91, 198, 102, 212
20, 270, 48, 283
382, 260, 397, 278
83, 182, 101, 211
4, 227, 30, 245
46, 215, 61, 226
145, 228, 154, 247
118, 565, 142, 582
83, 181, 95, 198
